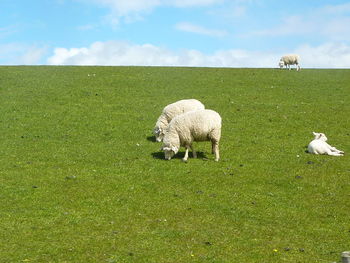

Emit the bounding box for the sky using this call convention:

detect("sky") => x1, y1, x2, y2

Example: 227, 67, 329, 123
1, 0, 350, 68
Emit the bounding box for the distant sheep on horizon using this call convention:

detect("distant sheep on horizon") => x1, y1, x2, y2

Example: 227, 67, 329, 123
279, 54, 301, 71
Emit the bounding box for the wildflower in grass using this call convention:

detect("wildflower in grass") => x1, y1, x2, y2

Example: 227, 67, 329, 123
273, 249, 278, 253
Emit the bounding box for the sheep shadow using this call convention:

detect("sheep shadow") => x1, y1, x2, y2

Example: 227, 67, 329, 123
147, 136, 157, 142
151, 151, 207, 160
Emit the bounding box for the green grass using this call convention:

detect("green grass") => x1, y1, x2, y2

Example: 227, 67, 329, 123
0, 66, 349, 263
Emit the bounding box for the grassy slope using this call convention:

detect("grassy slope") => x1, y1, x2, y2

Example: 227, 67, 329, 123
0, 66, 349, 262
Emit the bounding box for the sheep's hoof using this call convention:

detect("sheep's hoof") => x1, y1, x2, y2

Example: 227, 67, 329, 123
182, 158, 188, 163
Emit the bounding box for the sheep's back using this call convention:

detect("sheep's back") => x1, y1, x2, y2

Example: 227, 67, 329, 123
173, 109, 221, 142
163, 99, 205, 122
281, 54, 299, 64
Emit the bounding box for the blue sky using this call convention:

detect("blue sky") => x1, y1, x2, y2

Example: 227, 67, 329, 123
1, 0, 350, 67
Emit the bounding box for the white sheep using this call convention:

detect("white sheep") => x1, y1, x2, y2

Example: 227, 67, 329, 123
153, 99, 205, 142
162, 109, 221, 162
278, 60, 284, 68
307, 132, 344, 156
279, 54, 301, 71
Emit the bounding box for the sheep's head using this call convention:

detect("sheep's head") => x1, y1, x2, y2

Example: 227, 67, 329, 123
279, 60, 284, 68
312, 132, 327, 142
153, 127, 164, 142
161, 145, 178, 160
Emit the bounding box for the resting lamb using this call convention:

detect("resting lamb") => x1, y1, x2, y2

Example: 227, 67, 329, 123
307, 132, 344, 156
162, 109, 221, 162
153, 99, 205, 142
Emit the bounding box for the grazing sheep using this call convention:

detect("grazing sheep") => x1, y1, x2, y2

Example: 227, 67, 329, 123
307, 132, 344, 156
278, 60, 284, 69
162, 109, 221, 162
279, 54, 301, 71
153, 99, 205, 142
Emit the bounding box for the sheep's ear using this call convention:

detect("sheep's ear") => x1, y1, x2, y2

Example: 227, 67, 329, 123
312, 132, 320, 138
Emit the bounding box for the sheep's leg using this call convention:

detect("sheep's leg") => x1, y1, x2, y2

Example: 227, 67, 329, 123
324, 142, 335, 150
331, 147, 344, 154
183, 146, 190, 162
328, 152, 344, 156
331, 147, 343, 153
325, 148, 344, 156
333, 149, 344, 154
191, 145, 197, 158
325, 143, 344, 154
212, 141, 220, 161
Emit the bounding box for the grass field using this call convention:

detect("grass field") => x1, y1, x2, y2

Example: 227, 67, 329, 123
0, 66, 349, 263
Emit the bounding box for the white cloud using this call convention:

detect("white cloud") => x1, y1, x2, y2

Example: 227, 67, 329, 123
207, 0, 259, 19
83, 0, 160, 26
47, 40, 350, 68
19, 46, 48, 65
48, 41, 178, 66
175, 22, 228, 37
170, 0, 224, 8
84, 0, 225, 26
94, 0, 161, 16
296, 42, 350, 68
92, 0, 224, 11
0, 43, 47, 65
249, 3, 350, 41
250, 15, 313, 37
319, 2, 350, 14
0, 44, 22, 64
322, 17, 350, 41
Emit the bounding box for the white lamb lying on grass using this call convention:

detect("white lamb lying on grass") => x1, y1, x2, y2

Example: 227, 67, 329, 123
162, 109, 222, 162
307, 132, 344, 156
153, 99, 205, 142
